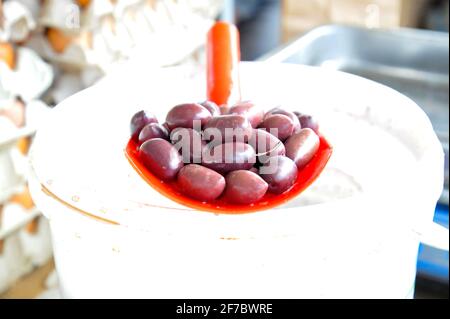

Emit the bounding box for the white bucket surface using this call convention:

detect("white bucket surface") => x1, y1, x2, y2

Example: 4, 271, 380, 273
29, 62, 446, 298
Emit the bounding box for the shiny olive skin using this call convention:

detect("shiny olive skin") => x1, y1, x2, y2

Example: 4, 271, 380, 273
285, 128, 320, 169
248, 129, 285, 163
202, 142, 256, 174
177, 164, 226, 201
139, 138, 184, 180
170, 128, 205, 164
224, 170, 268, 204
229, 101, 264, 128
259, 156, 298, 194
203, 114, 253, 144
249, 167, 259, 174
162, 122, 171, 134
130, 110, 158, 141
165, 103, 212, 130
138, 123, 169, 144
258, 114, 295, 141
294, 111, 320, 133
265, 108, 301, 133
200, 101, 221, 117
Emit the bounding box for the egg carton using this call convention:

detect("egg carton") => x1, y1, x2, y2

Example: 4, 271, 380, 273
3, 0, 221, 108
26, 0, 221, 72
0, 100, 49, 205
0, 0, 35, 43
1, 4, 54, 294
0, 106, 54, 294
0, 47, 53, 102
0, 197, 52, 295
0, 113, 53, 294
0, 116, 54, 295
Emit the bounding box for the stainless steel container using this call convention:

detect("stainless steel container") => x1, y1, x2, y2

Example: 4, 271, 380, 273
263, 25, 449, 205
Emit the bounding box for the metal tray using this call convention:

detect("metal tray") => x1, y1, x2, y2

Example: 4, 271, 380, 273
262, 25, 449, 205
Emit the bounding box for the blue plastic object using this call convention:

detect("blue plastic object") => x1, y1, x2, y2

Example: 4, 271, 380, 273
416, 204, 449, 283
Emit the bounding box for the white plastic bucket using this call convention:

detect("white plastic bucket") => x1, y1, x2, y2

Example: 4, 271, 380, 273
29, 62, 447, 298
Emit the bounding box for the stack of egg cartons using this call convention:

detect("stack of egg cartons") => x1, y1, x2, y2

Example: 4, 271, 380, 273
1, 0, 222, 296
26, 0, 221, 104
1, 0, 54, 295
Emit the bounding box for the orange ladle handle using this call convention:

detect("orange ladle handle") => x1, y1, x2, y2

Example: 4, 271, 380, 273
206, 21, 241, 107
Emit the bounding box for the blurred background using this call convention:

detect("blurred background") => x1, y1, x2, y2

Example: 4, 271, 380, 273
0, 0, 448, 299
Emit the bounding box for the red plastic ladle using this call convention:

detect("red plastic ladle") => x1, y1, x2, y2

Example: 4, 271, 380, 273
126, 22, 332, 214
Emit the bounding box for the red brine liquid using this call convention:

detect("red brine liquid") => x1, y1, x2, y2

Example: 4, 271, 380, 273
125, 136, 332, 214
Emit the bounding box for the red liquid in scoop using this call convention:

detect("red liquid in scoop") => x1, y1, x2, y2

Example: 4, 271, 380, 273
125, 136, 332, 214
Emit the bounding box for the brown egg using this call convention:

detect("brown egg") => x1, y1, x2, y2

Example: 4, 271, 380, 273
0, 98, 25, 127
17, 137, 31, 155
0, 42, 16, 69
77, 0, 91, 8
26, 218, 40, 234
10, 187, 35, 210
46, 28, 73, 54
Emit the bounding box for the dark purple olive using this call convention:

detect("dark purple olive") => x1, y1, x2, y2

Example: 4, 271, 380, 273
224, 170, 268, 204
162, 122, 171, 134
202, 142, 256, 174
294, 112, 320, 133
165, 103, 211, 130
177, 164, 226, 201
130, 110, 158, 141
138, 123, 169, 144
229, 101, 264, 128
139, 138, 184, 180
248, 129, 285, 163
170, 128, 205, 164
249, 167, 259, 174
203, 114, 253, 145
265, 108, 301, 133
258, 114, 294, 141
259, 156, 298, 194
200, 101, 220, 117
285, 128, 320, 169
